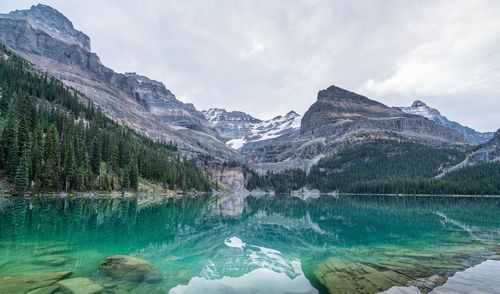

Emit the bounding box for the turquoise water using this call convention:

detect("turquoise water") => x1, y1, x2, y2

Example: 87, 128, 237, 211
0, 193, 499, 293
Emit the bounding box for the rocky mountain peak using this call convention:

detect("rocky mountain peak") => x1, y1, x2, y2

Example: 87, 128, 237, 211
318, 85, 379, 105
411, 100, 427, 108
301, 84, 466, 145
400, 100, 442, 120
6, 4, 90, 50
285, 111, 300, 118
201, 108, 262, 141
398, 101, 493, 145
202, 108, 261, 124
302, 85, 402, 136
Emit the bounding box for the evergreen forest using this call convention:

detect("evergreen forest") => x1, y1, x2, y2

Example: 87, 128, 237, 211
0, 45, 213, 192
246, 140, 500, 195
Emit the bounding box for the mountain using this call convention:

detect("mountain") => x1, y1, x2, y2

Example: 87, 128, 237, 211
438, 129, 500, 176
0, 4, 234, 158
0, 4, 492, 177
202, 108, 301, 150
301, 86, 465, 143
243, 85, 466, 171
399, 100, 494, 145
0, 44, 213, 192
201, 108, 262, 141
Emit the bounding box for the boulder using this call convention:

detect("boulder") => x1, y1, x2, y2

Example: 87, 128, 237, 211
57, 277, 104, 294
100, 255, 162, 283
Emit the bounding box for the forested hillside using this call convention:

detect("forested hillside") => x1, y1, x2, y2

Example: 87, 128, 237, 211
0, 45, 213, 192
246, 140, 500, 195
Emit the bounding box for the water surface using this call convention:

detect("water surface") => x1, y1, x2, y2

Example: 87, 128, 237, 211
0, 194, 499, 293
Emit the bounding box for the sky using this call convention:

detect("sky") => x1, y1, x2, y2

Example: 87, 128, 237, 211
1, 0, 499, 132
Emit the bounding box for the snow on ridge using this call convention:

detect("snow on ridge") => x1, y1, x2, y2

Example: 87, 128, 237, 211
203, 109, 301, 150
227, 111, 301, 150
399, 103, 439, 121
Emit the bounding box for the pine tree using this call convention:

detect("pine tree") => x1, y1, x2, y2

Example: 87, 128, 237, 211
1, 105, 18, 166
43, 124, 60, 190
0, 89, 11, 116
120, 166, 130, 190
6, 124, 19, 178
129, 160, 139, 191
91, 136, 101, 174
31, 125, 44, 190
14, 149, 30, 191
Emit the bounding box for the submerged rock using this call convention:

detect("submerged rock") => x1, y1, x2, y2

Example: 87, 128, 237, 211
57, 277, 104, 294
100, 255, 162, 283
314, 245, 496, 294
33, 255, 69, 267
34, 245, 73, 257
26, 285, 60, 294
0, 271, 71, 293
314, 258, 411, 294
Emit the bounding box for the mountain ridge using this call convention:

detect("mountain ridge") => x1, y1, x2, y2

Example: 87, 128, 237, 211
202, 108, 301, 150
3, 4, 90, 50
398, 100, 494, 145
301, 85, 465, 143
0, 4, 234, 158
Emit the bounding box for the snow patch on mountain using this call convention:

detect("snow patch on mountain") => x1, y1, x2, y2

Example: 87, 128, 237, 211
399, 100, 494, 145
203, 109, 301, 150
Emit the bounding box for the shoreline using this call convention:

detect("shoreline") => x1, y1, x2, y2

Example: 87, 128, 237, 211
1, 191, 500, 199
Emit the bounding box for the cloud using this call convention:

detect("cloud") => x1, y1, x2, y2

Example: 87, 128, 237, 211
364, 1, 500, 96
0, 0, 499, 131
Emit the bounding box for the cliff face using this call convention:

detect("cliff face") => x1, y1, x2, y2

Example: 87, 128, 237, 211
0, 4, 232, 158
301, 85, 465, 143
204, 162, 246, 192
495, 129, 500, 141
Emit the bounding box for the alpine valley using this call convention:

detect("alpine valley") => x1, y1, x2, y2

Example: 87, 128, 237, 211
0, 4, 498, 194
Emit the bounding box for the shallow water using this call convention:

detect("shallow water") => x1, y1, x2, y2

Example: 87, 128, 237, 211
0, 193, 499, 293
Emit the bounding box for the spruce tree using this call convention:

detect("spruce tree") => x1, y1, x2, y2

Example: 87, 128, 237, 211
91, 137, 101, 174
129, 160, 139, 191
31, 125, 44, 190
120, 166, 130, 190
1, 106, 18, 166
6, 125, 19, 178
14, 149, 30, 191
43, 124, 60, 190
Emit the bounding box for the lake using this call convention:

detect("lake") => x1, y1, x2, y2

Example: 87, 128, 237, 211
0, 193, 499, 293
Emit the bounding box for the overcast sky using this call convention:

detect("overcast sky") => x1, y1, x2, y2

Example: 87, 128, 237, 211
1, 0, 499, 132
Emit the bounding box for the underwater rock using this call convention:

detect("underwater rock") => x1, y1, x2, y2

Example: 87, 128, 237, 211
100, 255, 163, 283
0, 271, 71, 293
314, 244, 497, 294
314, 258, 411, 294
26, 285, 60, 294
33, 256, 69, 267
57, 277, 104, 294
34, 245, 72, 257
